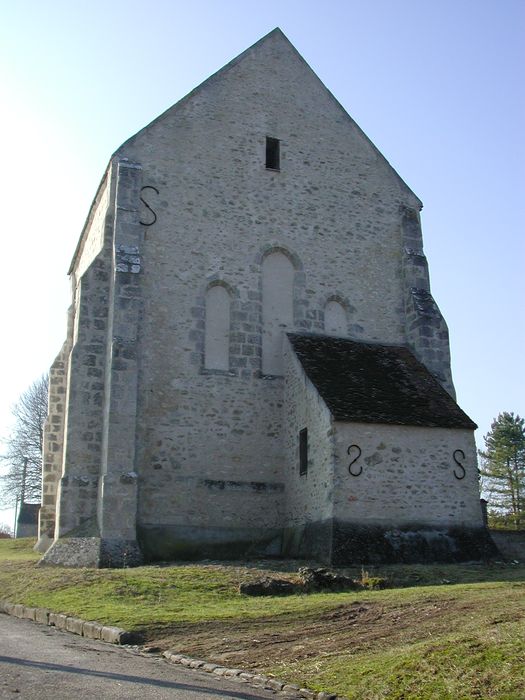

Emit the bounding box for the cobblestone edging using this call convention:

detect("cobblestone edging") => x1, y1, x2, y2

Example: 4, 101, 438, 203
162, 650, 346, 699
0, 600, 140, 644
0, 600, 346, 699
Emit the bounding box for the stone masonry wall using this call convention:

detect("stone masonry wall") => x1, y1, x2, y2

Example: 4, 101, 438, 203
282, 337, 335, 560
333, 422, 483, 528
54, 253, 112, 536
37, 338, 70, 547
43, 161, 145, 566
52, 167, 116, 539
113, 31, 427, 538
96, 160, 144, 563
37, 173, 111, 551
44, 31, 467, 565
401, 206, 455, 396
282, 338, 334, 515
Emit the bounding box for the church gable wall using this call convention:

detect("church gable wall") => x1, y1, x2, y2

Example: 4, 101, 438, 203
118, 28, 419, 371
134, 370, 286, 533
137, 475, 285, 561
112, 32, 427, 532
204, 283, 231, 371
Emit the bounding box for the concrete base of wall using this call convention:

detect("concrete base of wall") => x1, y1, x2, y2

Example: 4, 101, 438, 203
281, 520, 333, 563
38, 537, 143, 568
137, 524, 283, 561
283, 520, 499, 565
36, 522, 498, 568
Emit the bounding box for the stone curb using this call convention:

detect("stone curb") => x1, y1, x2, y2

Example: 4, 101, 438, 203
0, 599, 142, 645
162, 649, 347, 700
0, 600, 344, 699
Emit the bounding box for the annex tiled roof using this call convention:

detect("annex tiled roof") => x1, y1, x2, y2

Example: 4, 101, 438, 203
288, 333, 476, 429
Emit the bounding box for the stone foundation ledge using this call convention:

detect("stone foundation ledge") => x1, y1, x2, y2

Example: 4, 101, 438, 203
162, 649, 345, 700
0, 599, 142, 644
38, 536, 143, 568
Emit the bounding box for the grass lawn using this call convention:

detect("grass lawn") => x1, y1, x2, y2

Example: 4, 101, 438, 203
1, 538, 524, 700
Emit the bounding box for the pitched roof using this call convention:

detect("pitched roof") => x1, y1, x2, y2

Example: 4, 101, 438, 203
288, 333, 476, 429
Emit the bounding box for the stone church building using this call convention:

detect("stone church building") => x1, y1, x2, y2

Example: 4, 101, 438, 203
37, 29, 492, 567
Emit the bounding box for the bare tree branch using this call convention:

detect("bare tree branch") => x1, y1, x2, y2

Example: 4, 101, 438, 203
0, 375, 49, 507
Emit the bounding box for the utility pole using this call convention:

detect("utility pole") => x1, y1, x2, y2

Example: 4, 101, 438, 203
13, 495, 19, 538
20, 456, 28, 506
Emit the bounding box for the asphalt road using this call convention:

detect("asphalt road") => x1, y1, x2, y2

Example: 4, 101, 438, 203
0, 613, 279, 699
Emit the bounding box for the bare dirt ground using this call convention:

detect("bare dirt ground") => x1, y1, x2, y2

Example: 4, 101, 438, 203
146, 595, 494, 670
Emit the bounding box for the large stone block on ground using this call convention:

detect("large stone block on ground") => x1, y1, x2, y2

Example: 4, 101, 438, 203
82, 620, 103, 639
35, 608, 51, 625
66, 617, 85, 635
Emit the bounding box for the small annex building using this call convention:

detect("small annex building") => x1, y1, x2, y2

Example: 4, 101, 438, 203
17, 502, 40, 539
37, 29, 494, 567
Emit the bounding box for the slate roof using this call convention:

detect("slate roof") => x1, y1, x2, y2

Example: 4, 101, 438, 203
288, 333, 477, 429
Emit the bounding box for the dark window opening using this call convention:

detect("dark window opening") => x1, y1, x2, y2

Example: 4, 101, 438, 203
266, 137, 280, 170
299, 428, 308, 476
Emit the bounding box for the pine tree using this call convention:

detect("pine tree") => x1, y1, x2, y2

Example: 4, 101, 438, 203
479, 412, 525, 530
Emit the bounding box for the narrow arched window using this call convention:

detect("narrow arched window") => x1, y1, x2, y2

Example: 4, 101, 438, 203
205, 285, 230, 371
325, 300, 347, 336
262, 252, 294, 375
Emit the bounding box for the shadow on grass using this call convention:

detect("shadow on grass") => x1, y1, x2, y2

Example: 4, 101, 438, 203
2, 537, 524, 588
149, 557, 525, 588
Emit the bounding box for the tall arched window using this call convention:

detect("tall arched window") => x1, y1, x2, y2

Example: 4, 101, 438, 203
325, 300, 347, 336
204, 285, 230, 371
262, 252, 294, 375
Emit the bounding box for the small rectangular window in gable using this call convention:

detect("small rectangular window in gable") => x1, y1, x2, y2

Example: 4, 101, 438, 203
299, 428, 308, 476
266, 136, 280, 170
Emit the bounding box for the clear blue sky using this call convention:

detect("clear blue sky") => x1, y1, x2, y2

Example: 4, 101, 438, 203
0, 0, 523, 528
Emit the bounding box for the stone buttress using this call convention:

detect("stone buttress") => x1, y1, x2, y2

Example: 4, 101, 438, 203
40, 160, 143, 566
400, 206, 455, 397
